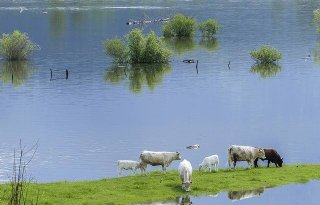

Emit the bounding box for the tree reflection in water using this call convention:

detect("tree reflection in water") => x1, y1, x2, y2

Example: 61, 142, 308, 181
250, 63, 282, 78
105, 64, 171, 93
198, 37, 219, 52
163, 37, 195, 55
0, 61, 33, 87
228, 187, 264, 201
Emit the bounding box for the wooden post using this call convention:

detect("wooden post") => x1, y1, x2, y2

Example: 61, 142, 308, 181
228, 61, 231, 69
196, 60, 199, 74
66, 69, 69, 80
50, 69, 52, 81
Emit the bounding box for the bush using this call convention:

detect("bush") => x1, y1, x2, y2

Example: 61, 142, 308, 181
162, 14, 197, 38
250, 45, 281, 64
0, 30, 39, 61
104, 29, 171, 64
104, 38, 128, 63
199, 19, 220, 38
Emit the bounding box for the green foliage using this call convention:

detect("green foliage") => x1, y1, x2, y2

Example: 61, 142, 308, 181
104, 38, 128, 63
199, 19, 220, 38
313, 9, 320, 33
250, 45, 281, 64
0, 165, 318, 205
162, 14, 197, 38
250, 63, 282, 78
104, 29, 171, 64
0, 31, 39, 61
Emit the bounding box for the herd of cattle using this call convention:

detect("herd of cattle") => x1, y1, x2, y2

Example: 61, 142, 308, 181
117, 145, 283, 191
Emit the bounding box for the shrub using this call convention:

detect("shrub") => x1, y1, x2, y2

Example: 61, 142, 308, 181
0, 30, 39, 61
162, 14, 197, 38
104, 38, 128, 63
199, 19, 220, 38
250, 45, 281, 64
104, 29, 171, 64
143, 32, 171, 63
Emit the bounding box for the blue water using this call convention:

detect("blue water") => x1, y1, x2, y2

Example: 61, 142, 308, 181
0, 0, 319, 187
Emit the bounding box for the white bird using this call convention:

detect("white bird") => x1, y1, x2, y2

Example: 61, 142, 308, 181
186, 144, 200, 149
19, 7, 27, 13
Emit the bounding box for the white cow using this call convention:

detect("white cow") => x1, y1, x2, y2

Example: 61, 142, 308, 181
228, 145, 266, 168
140, 151, 181, 174
178, 159, 192, 192
199, 155, 219, 172
117, 160, 142, 176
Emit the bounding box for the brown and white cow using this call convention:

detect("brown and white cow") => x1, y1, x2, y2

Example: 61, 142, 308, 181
140, 151, 181, 174
254, 148, 283, 168
228, 145, 265, 168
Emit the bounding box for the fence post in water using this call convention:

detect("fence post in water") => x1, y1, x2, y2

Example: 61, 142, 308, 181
66, 69, 69, 80
228, 61, 231, 69
196, 60, 199, 74
50, 69, 52, 81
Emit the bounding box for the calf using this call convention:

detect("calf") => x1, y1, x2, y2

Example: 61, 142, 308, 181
117, 160, 142, 176
199, 155, 219, 172
178, 159, 192, 192
228, 145, 265, 168
254, 148, 283, 168
140, 151, 181, 174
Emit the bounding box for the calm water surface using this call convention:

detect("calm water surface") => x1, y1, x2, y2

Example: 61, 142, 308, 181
140, 181, 320, 205
0, 0, 320, 188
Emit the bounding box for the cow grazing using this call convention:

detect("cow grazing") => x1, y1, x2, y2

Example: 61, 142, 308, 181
228, 145, 265, 168
178, 159, 192, 192
199, 154, 219, 172
254, 148, 283, 168
139, 151, 181, 174
117, 160, 142, 176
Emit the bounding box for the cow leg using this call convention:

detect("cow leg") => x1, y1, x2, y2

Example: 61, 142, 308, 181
267, 161, 270, 168
233, 160, 236, 168
209, 165, 212, 172
132, 168, 136, 175
118, 168, 122, 177
162, 165, 166, 174
254, 158, 258, 168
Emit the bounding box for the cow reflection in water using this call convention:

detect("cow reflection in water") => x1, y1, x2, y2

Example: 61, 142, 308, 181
228, 187, 264, 201
142, 196, 192, 205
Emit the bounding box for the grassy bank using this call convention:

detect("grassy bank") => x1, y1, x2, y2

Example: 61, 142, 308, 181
0, 164, 319, 205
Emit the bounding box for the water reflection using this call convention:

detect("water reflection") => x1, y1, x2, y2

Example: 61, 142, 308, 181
0, 61, 33, 87
141, 196, 192, 205
250, 63, 282, 78
105, 64, 171, 93
49, 1, 66, 38
228, 187, 265, 201
164, 38, 196, 55
198, 37, 219, 52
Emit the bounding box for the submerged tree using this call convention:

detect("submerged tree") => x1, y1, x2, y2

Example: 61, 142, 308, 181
250, 45, 281, 64
104, 29, 171, 64
162, 14, 197, 38
0, 31, 39, 61
199, 19, 220, 38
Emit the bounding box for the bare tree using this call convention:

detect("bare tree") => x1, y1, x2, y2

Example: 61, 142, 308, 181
9, 140, 39, 205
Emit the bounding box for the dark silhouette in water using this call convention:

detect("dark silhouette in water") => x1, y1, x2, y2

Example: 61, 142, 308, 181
228, 188, 264, 201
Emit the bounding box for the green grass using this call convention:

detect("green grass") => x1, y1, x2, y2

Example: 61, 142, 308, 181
0, 164, 319, 205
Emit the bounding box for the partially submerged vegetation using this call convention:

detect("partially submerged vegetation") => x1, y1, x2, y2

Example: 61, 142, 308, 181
199, 19, 220, 38
313, 9, 320, 33
162, 14, 197, 38
0, 31, 39, 61
250, 45, 281, 64
0, 164, 318, 205
104, 29, 171, 64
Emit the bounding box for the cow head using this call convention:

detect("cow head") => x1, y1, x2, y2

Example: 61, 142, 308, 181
278, 158, 283, 167
257, 148, 266, 159
182, 181, 192, 192
175, 152, 181, 160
